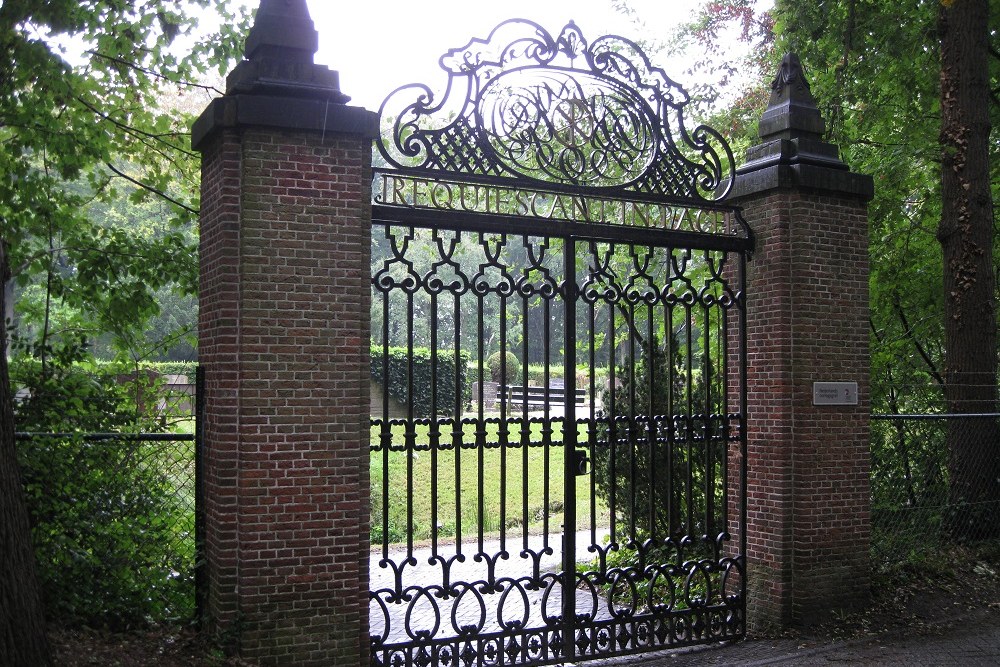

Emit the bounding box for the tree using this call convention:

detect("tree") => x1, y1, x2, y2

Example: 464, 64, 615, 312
658, 0, 1000, 540
0, 1, 251, 661
0, 241, 49, 666
937, 0, 1000, 538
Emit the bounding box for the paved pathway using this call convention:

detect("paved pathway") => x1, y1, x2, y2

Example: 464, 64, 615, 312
370, 530, 610, 645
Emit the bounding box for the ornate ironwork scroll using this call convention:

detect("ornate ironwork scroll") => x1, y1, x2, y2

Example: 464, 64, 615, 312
376, 19, 737, 205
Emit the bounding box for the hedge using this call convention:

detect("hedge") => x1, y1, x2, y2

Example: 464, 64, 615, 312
370, 346, 470, 418
142, 361, 197, 380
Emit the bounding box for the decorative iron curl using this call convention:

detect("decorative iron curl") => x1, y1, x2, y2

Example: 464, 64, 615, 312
376, 19, 736, 204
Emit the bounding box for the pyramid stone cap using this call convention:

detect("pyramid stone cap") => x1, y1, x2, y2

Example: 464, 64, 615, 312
226, 0, 348, 102
758, 53, 825, 141
244, 0, 318, 62
729, 53, 873, 201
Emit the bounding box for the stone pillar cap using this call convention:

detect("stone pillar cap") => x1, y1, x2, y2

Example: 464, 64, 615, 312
758, 53, 825, 142
225, 0, 349, 103
244, 0, 319, 61
730, 53, 874, 201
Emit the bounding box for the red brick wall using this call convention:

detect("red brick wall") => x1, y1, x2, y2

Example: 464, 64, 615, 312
737, 188, 871, 627
199, 128, 244, 630
199, 128, 372, 665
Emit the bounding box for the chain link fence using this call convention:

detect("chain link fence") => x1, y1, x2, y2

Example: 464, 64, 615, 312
15, 406, 999, 627
871, 413, 1000, 566
15, 432, 200, 628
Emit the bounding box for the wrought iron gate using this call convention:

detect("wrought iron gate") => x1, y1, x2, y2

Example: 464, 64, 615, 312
368, 19, 750, 666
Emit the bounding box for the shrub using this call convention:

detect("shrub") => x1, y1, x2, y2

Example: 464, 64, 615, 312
11, 356, 192, 628
592, 338, 675, 540
143, 360, 197, 381
486, 350, 521, 384
525, 364, 560, 384
591, 335, 717, 544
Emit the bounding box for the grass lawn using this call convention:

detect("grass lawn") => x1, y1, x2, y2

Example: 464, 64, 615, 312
169, 415, 608, 547
370, 417, 608, 546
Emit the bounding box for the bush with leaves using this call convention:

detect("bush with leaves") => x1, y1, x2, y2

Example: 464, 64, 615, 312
592, 334, 717, 545
486, 350, 521, 385
370, 346, 471, 418
11, 343, 192, 628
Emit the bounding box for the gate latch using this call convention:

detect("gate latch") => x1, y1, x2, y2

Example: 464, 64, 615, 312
572, 449, 590, 476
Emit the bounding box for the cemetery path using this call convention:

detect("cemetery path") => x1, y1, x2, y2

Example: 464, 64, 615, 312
370, 529, 610, 646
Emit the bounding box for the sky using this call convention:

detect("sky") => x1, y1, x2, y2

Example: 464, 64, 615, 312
298, 0, 704, 111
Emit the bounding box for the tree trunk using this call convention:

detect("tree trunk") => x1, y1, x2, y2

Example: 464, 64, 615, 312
937, 0, 1000, 540
0, 240, 51, 665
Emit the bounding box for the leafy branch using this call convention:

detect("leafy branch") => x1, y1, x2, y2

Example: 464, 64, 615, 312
104, 163, 198, 216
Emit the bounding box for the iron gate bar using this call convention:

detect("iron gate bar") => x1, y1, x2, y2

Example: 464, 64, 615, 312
372, 204, 754, 254
561, 231, 578, 662
369, 210, 748, 666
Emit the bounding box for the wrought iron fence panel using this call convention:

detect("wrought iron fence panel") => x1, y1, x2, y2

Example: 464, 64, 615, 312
369, 216, 747, 666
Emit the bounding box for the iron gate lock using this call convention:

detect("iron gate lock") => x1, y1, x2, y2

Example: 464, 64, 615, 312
572, 448, 590, 476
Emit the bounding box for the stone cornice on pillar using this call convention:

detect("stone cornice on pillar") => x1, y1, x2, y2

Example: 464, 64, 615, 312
731, 53, 874, 202
192, 0, 377, 150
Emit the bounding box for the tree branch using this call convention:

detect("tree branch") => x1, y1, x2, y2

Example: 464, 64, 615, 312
74, 95, 197, 157
893, 297, 945, 386
105, 163, 198, 216
86, 50, 224, 96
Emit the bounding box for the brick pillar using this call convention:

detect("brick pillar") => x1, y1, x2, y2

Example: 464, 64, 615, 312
730, 54, 874, 628
192, 1, 377, 664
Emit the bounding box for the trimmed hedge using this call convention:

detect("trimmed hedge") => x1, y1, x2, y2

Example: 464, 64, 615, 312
370, 346, 470, 417
143, 361, 197, 380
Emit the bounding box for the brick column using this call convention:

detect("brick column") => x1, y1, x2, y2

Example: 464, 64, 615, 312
730, 54, 874, 628
192, 1, 377, 664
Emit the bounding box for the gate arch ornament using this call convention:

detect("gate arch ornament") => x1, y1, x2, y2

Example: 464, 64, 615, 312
370, 19, 750, 667
377, 19, 736, 202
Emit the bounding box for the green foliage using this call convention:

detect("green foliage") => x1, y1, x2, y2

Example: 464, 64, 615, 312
0, 4, 247, 634
143, 361, 197, 380
1, 1, 250, 368
591, 334, 719, 542
593, 337, 673, 539
486, 350, 521, 384
11, 352, 192, 628
370, 346, 471, 418
525, 364, 561, 384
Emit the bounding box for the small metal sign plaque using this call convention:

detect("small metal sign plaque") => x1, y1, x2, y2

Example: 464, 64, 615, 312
813, 382, 859, 406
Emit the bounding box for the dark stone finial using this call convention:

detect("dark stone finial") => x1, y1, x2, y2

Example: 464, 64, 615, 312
244, 0, 318, 62
758, 53, 824, 142
730, 52, 874, 201
769, 53, 812, 97
225, 0, 349, 103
